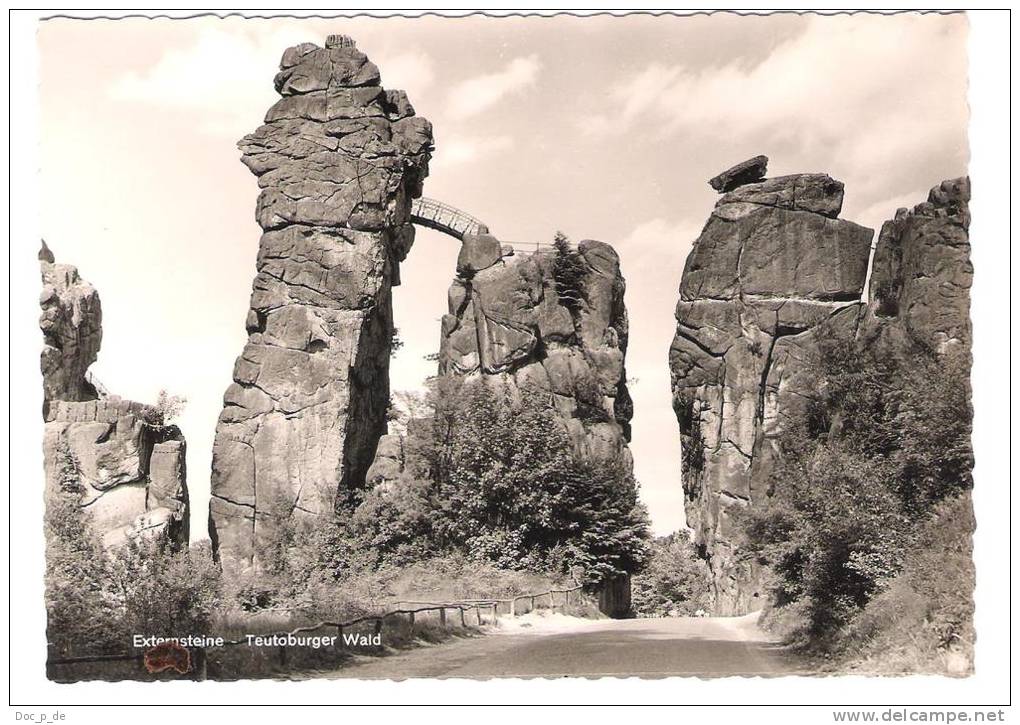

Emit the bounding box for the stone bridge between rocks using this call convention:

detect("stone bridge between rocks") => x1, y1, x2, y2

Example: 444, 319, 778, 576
410, 197, 490, 241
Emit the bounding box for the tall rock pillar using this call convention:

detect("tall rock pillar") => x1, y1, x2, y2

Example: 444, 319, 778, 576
669, 157, 874, 614
208, 35, 432, 575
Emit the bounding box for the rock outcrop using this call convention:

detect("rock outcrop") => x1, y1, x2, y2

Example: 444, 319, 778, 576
436, 238, 633, 468
39, 240, 102, 406
40, 247, 188, 548
669, 157, 874, 614
863, 177, 972, 351
208, 35, 432, 575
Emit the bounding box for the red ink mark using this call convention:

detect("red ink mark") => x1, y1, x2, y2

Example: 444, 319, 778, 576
144, 641, 191, 674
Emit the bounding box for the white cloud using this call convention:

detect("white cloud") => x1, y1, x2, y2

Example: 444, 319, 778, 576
107, 27, 440, 138
373, 50, 436, 98
447, 55, 541, 118
581, 15, 969, 209
433, 134, 514, 168
107, 27, 299, 136
619, 217, 701, 276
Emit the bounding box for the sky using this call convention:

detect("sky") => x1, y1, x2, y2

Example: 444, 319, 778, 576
36, 13, 969, 537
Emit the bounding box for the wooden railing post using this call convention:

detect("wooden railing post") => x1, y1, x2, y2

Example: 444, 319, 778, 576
408, 611, 415, 632
476, 606, 483, 626
191, 647, 207, 681
439, 607, 447, 628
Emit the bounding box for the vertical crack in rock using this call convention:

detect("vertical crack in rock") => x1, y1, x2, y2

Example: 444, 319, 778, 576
208, 35, 432, 576
40, 244, 189, 549
861, 177, 972, 352
669, 157, 873, 614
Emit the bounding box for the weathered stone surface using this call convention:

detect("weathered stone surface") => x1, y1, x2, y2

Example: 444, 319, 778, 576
209, 36, 432, 575
708, 155, 768, 192
456, 233, 503, 276
39, 243, 102, 405
864, 177, 972, 352
366, 238, 633, 483
365, 434, 404, 492
717, 173, 845, 218
670, 163, 873, 614
40, 250, 188, 549
438, 238, 633, 453
680, 204, 872, 302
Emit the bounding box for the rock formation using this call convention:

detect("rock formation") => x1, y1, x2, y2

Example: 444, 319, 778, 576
669, 157, 874, 614
40, 246, 188, 548
436, 238, 633, 470
39, 240, 102, 405
208, 35, 432, 575
863, 177, 972, 351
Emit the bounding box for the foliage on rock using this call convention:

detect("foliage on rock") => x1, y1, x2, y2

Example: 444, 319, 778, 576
739, 337, 973, 656
552, 231, 587, 312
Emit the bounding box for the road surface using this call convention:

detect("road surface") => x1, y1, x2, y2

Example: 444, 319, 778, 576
329, 611, 803, 679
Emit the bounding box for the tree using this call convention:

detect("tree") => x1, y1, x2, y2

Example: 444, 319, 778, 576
631, 533, 712, 617
108, 538, 222, 638
306, 377, 649, 586
552, 231, 587, 312
44, 492, 122, 656
45, 490, 223, 654
738, 337, 973, 642
144, 389, 187, 426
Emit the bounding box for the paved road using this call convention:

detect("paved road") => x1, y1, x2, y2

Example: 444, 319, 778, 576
331, 612, 802, 679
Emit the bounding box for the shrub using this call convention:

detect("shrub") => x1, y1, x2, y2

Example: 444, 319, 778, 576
276, 377, 650, 592
841, 495, 975, 674
44, 492, 122, 657
631, 533, 712, 617
107, 538, 222, 639
739, 335, 973, 652
143, 389, 187, 426
45, 491, 223, 656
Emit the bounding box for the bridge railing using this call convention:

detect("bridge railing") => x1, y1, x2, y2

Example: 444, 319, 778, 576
501, 241, 560, 255
410, 197, 489, 240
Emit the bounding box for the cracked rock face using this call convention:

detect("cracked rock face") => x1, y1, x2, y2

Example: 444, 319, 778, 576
670, 164, 873, 614
864, 177, 972, 352
40, 250, 188, 548
708, 155, 769, 193
39, 240, 103, 406
208, 35, 432, 575
434, 239, 633, 466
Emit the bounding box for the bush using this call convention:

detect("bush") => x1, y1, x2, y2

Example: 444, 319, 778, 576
262, 376, 650, 596
739, 337, 973, 648
631, 533, 712, 617
841, 495, 975, 674
45, 491, 223, 657
107, 538, 222, 639
143, 389, 187, 426
45, 493, 123, 657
